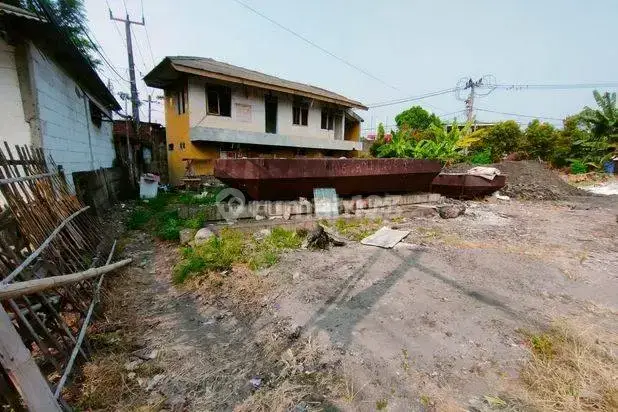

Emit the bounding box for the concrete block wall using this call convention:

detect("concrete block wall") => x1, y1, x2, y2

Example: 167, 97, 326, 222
0, 37, 31, 148
29, 44, 115, 192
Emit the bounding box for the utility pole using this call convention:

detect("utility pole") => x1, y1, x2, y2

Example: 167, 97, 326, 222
110, 11, 144, 130
456, 76, 496, 123
119, 92, 135, 186
464, 78, 480, 122
146, 95, 152, 124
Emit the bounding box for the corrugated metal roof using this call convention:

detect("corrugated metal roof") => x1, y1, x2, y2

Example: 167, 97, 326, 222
145, 56, 367, 110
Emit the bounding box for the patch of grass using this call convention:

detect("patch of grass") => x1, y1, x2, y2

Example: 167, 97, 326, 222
127, 208, 153, 230
247, 227, 303, 270
325, 217, 383, 241
173, 227, 303, 283
175, 187, 222, 205
520, 323, 618, 411
173, 228, 244, 283
376, 398, 388, 410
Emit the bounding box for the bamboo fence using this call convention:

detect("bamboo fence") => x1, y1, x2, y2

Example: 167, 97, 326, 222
0, 143, 130, 411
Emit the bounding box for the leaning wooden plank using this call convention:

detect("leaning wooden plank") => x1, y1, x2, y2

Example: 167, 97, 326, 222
54, 240, 117, 398
0, 206, 91, 285
0, 258, 132, 301
0, 305, 62, 411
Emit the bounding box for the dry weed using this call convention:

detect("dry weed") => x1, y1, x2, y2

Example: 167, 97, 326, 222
236, 336, 341, 412
75, 354, 142, 410
183, 263, 272, 317
520, 322, 618, 411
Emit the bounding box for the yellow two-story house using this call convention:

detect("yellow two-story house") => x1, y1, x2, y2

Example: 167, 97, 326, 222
144, 56, 367, 185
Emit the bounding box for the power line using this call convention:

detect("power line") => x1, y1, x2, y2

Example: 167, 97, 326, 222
475, 108, 564, 122
496, 82, 618, 91
139, 0, 155, 65
368, 88, 458, 109
229, 0, 398, 91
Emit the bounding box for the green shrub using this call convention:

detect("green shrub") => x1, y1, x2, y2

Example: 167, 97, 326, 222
569, 160, 587, 174
127, 208, 152, 230
522, 120, 559, 160
469, 149, 492, 165
182, 212, 205, 229
154, 211, 181, 241
482, 121, 523, 161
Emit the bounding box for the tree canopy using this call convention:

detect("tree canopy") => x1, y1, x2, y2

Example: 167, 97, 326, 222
14, 0, 99, 67
579, 91, 618, 142
394, 106, 442, 131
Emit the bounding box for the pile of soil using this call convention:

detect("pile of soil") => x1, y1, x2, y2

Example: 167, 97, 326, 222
446, 160, 588, 200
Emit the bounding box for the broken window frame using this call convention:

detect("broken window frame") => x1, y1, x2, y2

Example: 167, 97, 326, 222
292, 103, 309, 126
176, 87, 186, 115
321, 110, 334, 130
206, 84, 232, 117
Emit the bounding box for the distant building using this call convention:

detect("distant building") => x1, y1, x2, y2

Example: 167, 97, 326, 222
144, 56, 366, 185
112, 120, 168, 182
0, 3, 120, 192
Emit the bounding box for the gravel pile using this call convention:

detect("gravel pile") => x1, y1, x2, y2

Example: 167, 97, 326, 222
446, 160, 588, 200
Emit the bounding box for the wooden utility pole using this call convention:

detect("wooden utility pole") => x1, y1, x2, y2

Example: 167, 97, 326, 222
109, 11, 144, 130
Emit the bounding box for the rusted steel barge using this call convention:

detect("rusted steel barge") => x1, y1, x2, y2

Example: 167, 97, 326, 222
214, 158, 442, 200
430, 173, 506, 199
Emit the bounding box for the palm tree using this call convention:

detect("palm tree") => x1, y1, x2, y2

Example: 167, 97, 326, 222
579, 91, 618, 142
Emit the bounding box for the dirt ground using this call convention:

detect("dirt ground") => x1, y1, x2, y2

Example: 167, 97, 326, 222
82, 192, 618, 411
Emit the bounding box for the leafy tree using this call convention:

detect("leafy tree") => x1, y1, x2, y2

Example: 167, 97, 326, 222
481, 121, 523, 161
16, 0, 99, 67
522, 120, 559, 160
579, 90, 618, 142
395, 106, 442, 132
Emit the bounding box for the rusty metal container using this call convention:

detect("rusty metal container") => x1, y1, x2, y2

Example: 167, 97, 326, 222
430, 173, 507, 199
214, 158, 442, 200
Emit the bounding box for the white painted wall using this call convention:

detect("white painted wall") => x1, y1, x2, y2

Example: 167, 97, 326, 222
0, 37, 31, 148
187, 76, 343, 140
29, 44, 115, 191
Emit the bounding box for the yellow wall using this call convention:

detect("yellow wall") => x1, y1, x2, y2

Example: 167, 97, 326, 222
165, 87, 219, 184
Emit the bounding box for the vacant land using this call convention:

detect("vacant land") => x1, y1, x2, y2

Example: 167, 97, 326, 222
76, 194, 618, 411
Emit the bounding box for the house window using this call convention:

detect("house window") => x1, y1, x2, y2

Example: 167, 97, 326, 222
176, 88, 186, 115
321, 110, 334, 130
89, 100, 103, 128
292, 104, 308, 126
206, 84, 232, 117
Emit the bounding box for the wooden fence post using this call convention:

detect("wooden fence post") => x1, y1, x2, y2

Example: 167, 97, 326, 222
0, 305, 61, 411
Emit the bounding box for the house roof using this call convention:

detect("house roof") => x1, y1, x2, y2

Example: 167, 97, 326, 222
0, 3, 120, 111
144, 56, 368, 110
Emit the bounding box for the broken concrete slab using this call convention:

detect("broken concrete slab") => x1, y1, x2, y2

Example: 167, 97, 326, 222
360, 227, 411, 248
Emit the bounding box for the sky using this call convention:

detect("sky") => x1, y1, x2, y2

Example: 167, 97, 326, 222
85, 0, 618, 133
